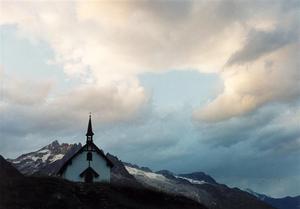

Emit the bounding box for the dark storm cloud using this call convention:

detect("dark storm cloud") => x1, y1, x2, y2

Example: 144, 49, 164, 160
252, 125, 300, 153
195, 106, 279, 147
224, 0, 300, 66
227, 26, 299, 66
100, 103, 299, 197
98, 106, 192, 161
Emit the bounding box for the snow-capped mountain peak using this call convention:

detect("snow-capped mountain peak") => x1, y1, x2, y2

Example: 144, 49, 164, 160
8, 140, 81, 175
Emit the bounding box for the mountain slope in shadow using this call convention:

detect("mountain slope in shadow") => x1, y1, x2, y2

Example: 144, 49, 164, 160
0, 155, 207, 209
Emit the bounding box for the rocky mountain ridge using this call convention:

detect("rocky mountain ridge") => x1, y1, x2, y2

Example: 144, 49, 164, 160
124, 164, 275, 209
244, 188, 300, 209
7, 140, 82, 175
6, 140, 292, 209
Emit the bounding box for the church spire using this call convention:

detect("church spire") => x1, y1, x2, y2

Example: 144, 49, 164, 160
86, 113, 94, 137
86, 113, 94, 147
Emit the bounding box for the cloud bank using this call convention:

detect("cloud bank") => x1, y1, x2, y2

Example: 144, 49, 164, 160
1, 0, 299, 121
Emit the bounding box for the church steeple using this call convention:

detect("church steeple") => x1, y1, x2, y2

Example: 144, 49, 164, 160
86, 113, 94, 136
86, 113, 94, 145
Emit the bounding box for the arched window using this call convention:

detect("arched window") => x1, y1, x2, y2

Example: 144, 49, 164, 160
87, 152, 92, 161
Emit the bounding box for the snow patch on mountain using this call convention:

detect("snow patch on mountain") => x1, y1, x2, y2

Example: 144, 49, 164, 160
38, 149, 49, 154
125, 165, 213, 206
50, 154, 64, 163
42, 153, 51, 162
176, 176, 207, 185
126, 167, 207, 186
125, 166, 167, 181
244, 188, 262, 198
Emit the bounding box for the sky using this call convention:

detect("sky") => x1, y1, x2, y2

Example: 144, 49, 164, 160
0, 0, 299, 198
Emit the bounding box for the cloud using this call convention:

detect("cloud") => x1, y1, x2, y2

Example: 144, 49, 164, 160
251, 105, 300, 153
99, 103, 300, 197
1, 0, 299, 122
53, 82, 148, 123
0, 0, 246, 78
1, 71, 52, 105
195, 103, 300, 151
0, 71, 148, 157
195, 41, 300, 122
193, 2, 300, 122
226, 26, 299, 66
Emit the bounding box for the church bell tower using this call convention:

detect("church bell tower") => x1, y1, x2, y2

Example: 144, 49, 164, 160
86, 113, 94, 164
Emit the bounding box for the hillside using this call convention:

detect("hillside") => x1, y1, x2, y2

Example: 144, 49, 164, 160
0, 155, 23, 179
6, 141, 278, 209
0, 156, 206, 209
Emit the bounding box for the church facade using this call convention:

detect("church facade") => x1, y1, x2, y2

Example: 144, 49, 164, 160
58, 115, 113, 183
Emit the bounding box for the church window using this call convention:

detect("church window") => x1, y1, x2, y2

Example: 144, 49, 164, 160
87, 152, 93, 161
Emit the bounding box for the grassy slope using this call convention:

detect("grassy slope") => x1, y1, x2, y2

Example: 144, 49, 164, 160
0, 176, 207, 209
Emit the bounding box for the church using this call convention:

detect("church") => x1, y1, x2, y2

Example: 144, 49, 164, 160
58, 114, 113, 183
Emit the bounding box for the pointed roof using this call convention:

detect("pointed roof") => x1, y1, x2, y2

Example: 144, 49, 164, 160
79, 167, 99, 178
86, 113, 94, 136
57, 142, 114, 175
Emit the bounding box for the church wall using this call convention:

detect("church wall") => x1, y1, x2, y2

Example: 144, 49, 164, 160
62, 151, 111, 182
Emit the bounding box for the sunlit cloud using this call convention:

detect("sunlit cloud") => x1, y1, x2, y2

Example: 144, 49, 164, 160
1, 0, 299, 121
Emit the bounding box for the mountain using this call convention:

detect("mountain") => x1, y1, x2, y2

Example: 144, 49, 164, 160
0, 157, 207, 209
244, 188, 300, 209
124, 165, 275, 209
7, 140, 82, 175
106, 153, 142, 187
0, 155, 23, 179
7, 141, 277, 209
